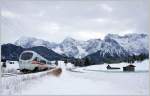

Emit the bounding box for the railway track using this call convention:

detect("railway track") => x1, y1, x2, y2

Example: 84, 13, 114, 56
1, 67, 61, 77
1, 73, 19, 77
1, 70, 45, 77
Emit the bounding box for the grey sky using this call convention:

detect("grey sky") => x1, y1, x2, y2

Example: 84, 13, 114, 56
0, 0, 149, 44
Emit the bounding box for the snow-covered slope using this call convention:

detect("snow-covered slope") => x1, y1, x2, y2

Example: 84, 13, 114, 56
85, 37, 129, 63
105, 33, 149, 55
55, 37, 103, 58
15, 36, 58, 49
58, 37, 79, 58
99, 37, 128, 57
14, 33, 149, 58
84, 39, 102, 55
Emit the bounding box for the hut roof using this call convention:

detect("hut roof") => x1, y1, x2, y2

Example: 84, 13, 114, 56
126, 64, 136, 67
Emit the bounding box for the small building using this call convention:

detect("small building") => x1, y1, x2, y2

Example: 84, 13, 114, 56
106, 65, 111, 69
106, 65, 120, 70
123, 64, 136, 72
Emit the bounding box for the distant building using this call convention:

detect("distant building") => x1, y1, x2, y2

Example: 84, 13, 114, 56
123, 64, 136, 72
106, 65, 120, 70
106, 65, 111, 69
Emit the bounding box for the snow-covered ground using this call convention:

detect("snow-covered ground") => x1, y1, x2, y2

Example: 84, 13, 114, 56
81, 59, 149, 72
1, 60, 149, 95
1, 61, 19, 74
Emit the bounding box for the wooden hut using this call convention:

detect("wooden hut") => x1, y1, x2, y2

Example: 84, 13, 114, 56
106, 65, 120, 69
123, 64, 136, 72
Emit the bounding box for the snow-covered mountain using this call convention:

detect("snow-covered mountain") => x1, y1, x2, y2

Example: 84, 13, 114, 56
57, 37, 81, 58
99, 37, 128, 57
15, 36, 58, 49
105, 33, 149, 55
85, 37, 129, 64
14, 33, 149, 58
53, 37, 101, 58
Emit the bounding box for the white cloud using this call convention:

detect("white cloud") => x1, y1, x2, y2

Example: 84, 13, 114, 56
101, 4, 113, 12
72, 31, 106, 40
92, 18, 108, 23
1, 10, 18, 18
37, 11, 45, 17
55, 5, 62, 10
37, 22, 60, 33
1, 0, 148, 43
118, 29, 135, 36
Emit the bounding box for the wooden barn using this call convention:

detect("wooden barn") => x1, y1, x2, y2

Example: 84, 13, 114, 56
106, 65, 120, 69
123, 64, 136, 72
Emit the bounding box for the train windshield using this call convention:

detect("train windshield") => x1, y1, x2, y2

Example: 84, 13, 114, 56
21, 52, 33, 60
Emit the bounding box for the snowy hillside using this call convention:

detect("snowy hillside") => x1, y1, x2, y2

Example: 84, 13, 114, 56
14, 33, 149, 58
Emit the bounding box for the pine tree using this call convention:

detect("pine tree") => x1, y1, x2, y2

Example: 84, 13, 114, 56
64, 59, 68, 66
84, 57, 91, 66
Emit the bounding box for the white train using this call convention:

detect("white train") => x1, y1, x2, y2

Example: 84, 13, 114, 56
19, 50, 56, 73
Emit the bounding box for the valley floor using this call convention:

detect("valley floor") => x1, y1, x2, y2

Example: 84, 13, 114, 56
1, 60, 149, 95
21, 70, 149, 95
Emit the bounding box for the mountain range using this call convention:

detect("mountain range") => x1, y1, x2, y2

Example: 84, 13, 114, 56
15, 33, 149, 58
1, 33, 149, 64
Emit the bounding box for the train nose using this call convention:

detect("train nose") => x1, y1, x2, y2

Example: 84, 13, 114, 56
19, 61, 22, 64
19, 60, 30, 68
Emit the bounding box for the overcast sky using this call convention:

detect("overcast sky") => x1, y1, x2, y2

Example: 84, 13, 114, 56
0, 0, 149, 43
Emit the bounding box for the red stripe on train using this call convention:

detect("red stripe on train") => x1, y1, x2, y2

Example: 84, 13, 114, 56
32, 61, 45, 65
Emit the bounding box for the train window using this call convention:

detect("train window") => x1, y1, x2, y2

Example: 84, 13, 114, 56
33, 57, 39, 61
10, 62, 14, 64
47, 61, 51, 64
40, 60, 46, 64
21, 52, 33, 60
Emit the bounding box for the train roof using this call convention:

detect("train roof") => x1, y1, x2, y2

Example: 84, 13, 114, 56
25, 46, 65, 61
20, 50, 48, 61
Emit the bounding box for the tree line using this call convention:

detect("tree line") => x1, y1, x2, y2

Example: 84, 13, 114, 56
59, 53, 149, 67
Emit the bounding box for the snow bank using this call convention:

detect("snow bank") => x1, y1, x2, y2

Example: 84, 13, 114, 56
1, 61, 19, 74
1, 70, 53, 95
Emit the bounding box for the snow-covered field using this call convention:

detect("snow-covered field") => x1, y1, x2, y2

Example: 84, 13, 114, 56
1, 60, 149, 95
80, 59, 149, 72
